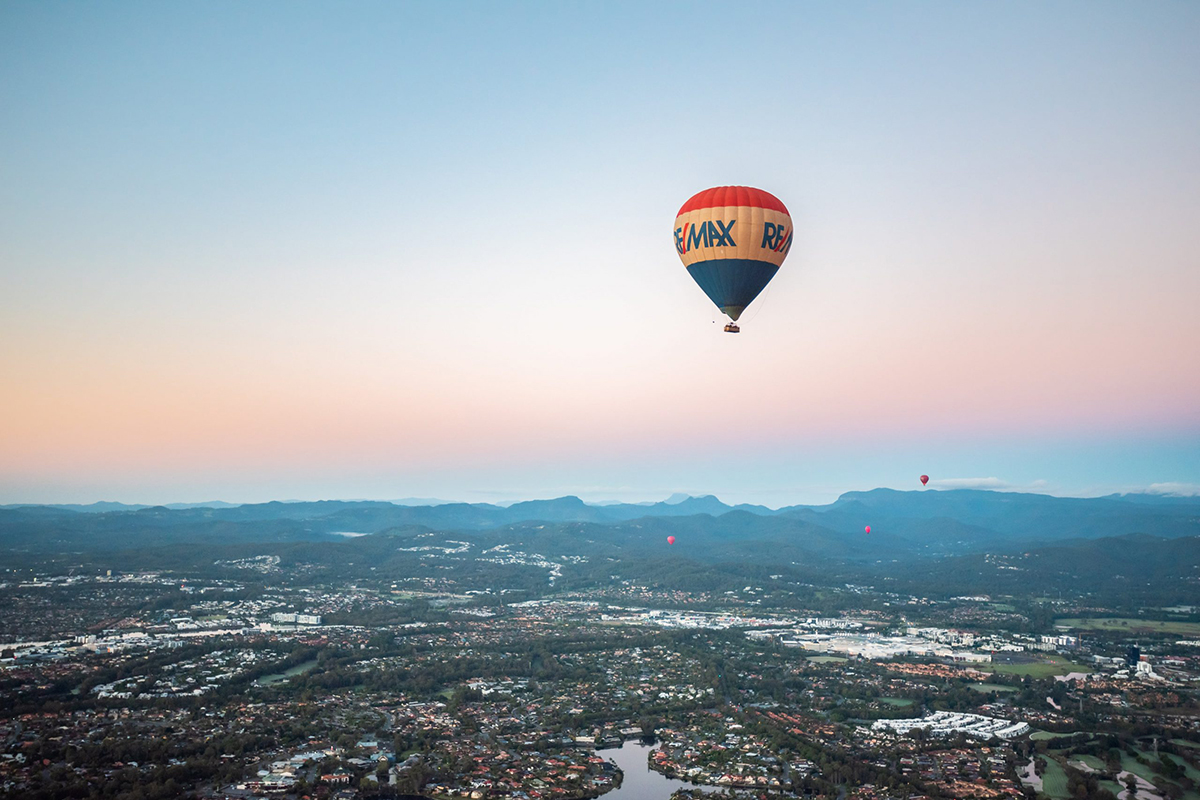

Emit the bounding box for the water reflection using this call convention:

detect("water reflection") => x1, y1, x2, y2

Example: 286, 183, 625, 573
599, 742, 702, 800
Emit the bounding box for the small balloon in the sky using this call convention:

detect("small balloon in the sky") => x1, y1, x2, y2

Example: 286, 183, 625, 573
667, 536, 676, 545
920, 475, 929, 486
864, 525, 871, 535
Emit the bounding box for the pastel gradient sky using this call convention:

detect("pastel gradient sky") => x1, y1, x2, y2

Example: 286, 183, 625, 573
2, 1, 1198, 505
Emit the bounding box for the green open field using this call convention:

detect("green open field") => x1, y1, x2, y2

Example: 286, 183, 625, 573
806, 655, 847, 664
1040, 757, 1070, 800
980, 655, 1092, 678
1120, 751, 1160, 784
1031, 731, 1080, 742
1071, 754, 1106, 771
878, 697, 914, 707
253, 659, 318, 687
1056, 617, 1200, 636
1172, 739, 1200, 749
390, 590, 472, 604
1149, 749, 1200, 785
968, 682, 1018, 693
1096, 747, 1200, 800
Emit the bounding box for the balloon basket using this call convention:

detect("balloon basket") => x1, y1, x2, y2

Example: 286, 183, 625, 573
723, 323, 740, 333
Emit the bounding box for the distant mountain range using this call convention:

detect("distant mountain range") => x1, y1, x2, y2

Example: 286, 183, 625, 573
2, 489, 1197, 557
0, 501, 244, 513
3, 489, 1197, 606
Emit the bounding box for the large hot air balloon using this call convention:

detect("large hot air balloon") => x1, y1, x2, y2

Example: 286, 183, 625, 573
864, 525, 871, 535
667, 536, 676, 545
674, 186, 793, 333
920, 475, 929, 486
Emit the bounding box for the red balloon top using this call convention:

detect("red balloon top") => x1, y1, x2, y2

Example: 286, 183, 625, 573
864, 525, 871, 534
676, 185, 789, 217
920, 475, 929, 485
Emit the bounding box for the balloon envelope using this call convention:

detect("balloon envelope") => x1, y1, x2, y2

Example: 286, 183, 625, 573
674, 186, 792, 321
864, 525, 871, 534
920, 475, 929, 486
667, 536, 675, 545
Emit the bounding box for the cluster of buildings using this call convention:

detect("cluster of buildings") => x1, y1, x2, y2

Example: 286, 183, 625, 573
5, 566, 1200, 800
91, 647, 274, 699
778, 632, 993, 662
214, 555, 282, 573
270, 612, 323, 626
418, 740, 618, 798
601, 609, 799, 630
476, 545, 572, 585
896, 748, 1023, 799
871, 711, 1030, 740
756, 619, 1090, 664
649, 713, 815, 789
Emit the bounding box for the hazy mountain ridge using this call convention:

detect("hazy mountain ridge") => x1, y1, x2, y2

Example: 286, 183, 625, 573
0, 501, 240, 513
1, 489, 1197, 557
3, 494, 1196, 606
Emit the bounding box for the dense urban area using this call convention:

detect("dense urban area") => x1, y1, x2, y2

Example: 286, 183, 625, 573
2, 491, 1198, 800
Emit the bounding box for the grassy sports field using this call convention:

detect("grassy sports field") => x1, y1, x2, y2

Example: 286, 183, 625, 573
1120, 750, 1160, 784
968, 682, 1018, 693
1056, 617, 1200, 636
1099, 780, 1124, 797
1039, 757, 1070, 800
1071, 754, 1106, 771
979, 655, 1091, 678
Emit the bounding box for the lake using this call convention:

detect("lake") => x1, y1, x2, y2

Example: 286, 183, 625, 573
599, 742, 706, 800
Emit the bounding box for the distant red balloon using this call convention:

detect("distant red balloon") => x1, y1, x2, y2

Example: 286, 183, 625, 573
667, 536, 676, 545
864, 525, 871, 535
920, 475, 929, 486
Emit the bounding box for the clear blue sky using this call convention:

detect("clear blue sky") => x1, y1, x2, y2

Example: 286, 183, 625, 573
2, 1, 1198, 505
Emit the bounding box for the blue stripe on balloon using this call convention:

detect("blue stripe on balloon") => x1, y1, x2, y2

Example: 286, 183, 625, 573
686, 259, 779, 315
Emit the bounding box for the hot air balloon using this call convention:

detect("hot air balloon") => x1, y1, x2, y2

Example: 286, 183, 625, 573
674, 186, 793, 333
920, 475, 929, 486
667, 536, 676, 545
864, 525, 871, 535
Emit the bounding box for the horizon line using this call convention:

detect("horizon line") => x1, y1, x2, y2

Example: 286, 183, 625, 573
4, 484, 1199, 512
